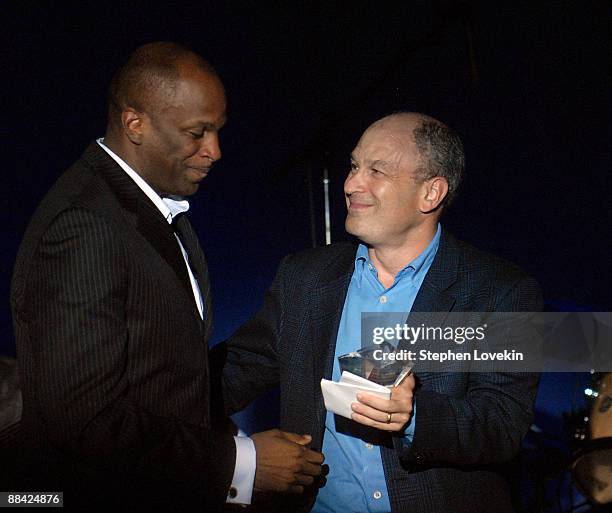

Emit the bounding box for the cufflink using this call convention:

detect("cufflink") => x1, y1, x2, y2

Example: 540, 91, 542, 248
228, 486, 238, 499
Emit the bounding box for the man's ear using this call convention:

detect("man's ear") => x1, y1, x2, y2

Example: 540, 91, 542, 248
420, 176, 449, 213
121, 108, 145, 145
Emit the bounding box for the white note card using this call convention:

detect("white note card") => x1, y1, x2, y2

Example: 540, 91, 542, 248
320, 371, 391, 419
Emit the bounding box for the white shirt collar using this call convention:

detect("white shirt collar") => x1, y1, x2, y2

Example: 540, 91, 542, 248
96, 138, 190, 224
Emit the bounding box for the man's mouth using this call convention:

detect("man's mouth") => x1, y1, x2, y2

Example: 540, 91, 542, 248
187, 166, 211, 178
348, 201, 373, 211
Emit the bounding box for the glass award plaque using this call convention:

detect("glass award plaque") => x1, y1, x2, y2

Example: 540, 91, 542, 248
338, 341, 412, 386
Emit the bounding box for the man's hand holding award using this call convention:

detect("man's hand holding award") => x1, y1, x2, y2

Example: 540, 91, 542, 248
321, 346, 415, 432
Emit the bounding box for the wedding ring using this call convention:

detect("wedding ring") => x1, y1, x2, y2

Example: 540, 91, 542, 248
386, 413, 392, 424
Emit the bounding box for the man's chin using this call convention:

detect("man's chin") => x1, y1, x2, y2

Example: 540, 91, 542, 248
346, 220, 379, 247
345, 218, 364, 238
177, 182, 201, 197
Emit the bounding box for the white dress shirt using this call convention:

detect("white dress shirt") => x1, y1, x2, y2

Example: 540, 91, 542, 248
97, 139, 256, 504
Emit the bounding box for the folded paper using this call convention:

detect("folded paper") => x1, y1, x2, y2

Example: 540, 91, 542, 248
321, 371, 391, 419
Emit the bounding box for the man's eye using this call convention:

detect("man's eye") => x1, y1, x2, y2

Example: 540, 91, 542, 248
371, 168, 382, 174
350, 162, 358, 171
189, 131, 204, 138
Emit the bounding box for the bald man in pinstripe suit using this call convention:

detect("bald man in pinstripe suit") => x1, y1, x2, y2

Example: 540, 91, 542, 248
10, 42, 323, 512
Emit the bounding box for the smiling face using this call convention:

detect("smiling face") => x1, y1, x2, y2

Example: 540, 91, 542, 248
344, 116, 432, 249
135, 66, 226, 197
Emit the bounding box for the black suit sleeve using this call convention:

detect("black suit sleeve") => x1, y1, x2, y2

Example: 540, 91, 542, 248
398, 275, 543, 467
22, 208, 235, 504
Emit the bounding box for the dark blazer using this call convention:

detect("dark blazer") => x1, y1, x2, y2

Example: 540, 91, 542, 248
11, 143, 234, 512
222, 231, 543, 513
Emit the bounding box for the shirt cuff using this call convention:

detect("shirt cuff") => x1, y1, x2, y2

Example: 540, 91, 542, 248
226, 434, 256, 504
402, 400, 416, 444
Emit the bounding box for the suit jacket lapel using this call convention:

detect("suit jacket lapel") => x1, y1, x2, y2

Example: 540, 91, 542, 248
309, 243, 356, 444
136, 200, 194, 299
311, 275, 352, 382
410, 229, 459, 314
402, 229, 460, 383
81, 143, 198, 314
174, 215, 213, 339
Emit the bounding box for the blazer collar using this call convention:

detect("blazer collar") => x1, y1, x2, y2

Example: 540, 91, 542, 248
310, 229, 461, 318
306, 241, 358, 385
80, 142, 199, 316
80, 142, 141, 218
309, 242, 356, 444
411, 228, 459, 313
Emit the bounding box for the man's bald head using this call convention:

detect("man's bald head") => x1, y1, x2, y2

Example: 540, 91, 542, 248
104, 42, 226, 197
368, 112, 465, 205
107, 41, 218, 130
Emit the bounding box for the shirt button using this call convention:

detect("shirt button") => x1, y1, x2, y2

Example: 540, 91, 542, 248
228, 486, 238, 499
379, 295, 388, 304
373, 490, 382, 500
365, 442, 374, 449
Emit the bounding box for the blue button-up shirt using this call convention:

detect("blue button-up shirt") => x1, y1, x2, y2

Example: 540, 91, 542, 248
313, 224, 441, 513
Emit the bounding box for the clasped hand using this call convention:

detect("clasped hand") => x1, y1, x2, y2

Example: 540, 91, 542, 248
251, 429, 325, 494
350, 373, 415, 431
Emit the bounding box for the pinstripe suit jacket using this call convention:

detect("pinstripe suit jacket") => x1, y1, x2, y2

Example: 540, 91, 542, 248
11, 142, 234, 512
222, 231, 543, 513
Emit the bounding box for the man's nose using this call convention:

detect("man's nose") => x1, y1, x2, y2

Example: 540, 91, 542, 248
199, 132, 222, 162
344, 169, 364, 195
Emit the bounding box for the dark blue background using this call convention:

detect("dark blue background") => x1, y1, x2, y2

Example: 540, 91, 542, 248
1, 2, 609, 509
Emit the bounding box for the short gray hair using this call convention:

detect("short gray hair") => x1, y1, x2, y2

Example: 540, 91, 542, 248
412, 116, 465, 205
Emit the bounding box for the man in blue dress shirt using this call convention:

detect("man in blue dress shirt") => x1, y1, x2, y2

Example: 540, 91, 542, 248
221, 112, 542, 512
